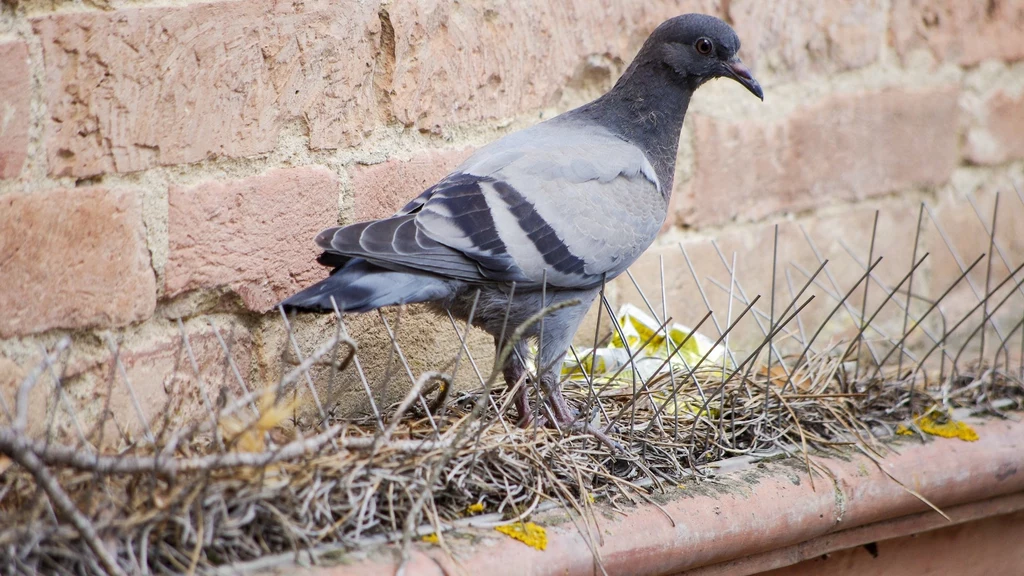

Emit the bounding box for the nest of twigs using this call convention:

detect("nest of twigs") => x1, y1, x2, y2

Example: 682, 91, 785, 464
1, 329, 1022, 575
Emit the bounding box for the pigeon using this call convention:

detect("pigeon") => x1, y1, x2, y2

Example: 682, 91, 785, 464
282, 13, 762, 434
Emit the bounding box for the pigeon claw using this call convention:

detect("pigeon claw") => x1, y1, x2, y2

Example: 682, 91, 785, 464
516, 395, 624, 453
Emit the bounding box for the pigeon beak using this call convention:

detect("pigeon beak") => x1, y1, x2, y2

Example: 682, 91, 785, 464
724, 57, 763, 101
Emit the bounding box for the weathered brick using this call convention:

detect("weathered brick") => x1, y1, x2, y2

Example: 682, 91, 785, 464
0, 187, 156, 338
66, 321, 252, 442
680, 86, 959, 226
615, 201, 927, 355
891, 0, 1024, 66
165, 166, 339, 312
926, 186, 1024, 334
727, 0, 885, 79
385, 0, 723, 132
0, 356, 48, 437
351, 148, 474, 220
967, 89, 1024, 165
255, 305, 495, 421
33, 0, 381, 177
0, 41, 30, 179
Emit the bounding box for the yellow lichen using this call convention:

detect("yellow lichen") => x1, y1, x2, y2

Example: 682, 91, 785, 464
465, 502, 485, 515
495, 522, 547, 551
421, 533, 439, 544
897, 411, 979, 442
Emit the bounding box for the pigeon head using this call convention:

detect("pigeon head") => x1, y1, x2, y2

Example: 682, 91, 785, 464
564, 13, 762, 193
642, 14, 763, 100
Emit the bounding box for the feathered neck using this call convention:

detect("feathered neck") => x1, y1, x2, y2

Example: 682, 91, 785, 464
564, 56, 693, 195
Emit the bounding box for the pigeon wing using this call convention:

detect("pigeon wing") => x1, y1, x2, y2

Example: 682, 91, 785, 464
318, 123, 666, 289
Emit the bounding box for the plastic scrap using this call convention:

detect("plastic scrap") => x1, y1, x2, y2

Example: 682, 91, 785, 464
556, 303, 724, 415
563, 304, 723, 380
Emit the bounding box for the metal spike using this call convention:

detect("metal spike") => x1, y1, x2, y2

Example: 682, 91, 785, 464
784, 257, 883, 395
206, 318, 258, 416
837, 238, 956, 367
104, 335, 155, 444
329, 298, 385, 434
40, 343, 89, 449
278, 307, 329, 426
445, 310, 511, 435
176, 318, 223, 450
897, 204, 925, 397
659, 255, 681, 441
767, 226, 779, 412
925, 202, 1008, 344
680, 243, 739, 367
798, 224, 884, 368
854, 211, 879, 386
450, 289, 481, 391
377, 311, 441, 436
911, 262, 1024, 385
951, 273, 1024, 377
785, 269, 809, 348
861, 253, 984, 381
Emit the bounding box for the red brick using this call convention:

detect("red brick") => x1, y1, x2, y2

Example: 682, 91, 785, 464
727, 0, 885, 79
165, 166, 339, 312
0, 187, 156, 338
385, 0, 723, 132
890, 0, 1024, 66
351, 148, 474, 220
64, 321, 252, 442
680, 86, 959, 226
32, 0, 381, 177
0, 41, 30, 179
967, 89, 1024, 165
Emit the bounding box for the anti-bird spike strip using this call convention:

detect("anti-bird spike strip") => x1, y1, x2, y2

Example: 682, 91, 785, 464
2, 189, 1022, 575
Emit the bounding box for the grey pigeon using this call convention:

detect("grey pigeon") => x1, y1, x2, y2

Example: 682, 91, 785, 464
282, 14, 762, 433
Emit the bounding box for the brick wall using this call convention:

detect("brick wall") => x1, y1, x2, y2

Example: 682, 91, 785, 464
1, 0, 1023, 431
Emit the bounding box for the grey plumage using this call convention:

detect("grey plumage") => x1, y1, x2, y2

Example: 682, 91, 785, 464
282, 13, 762, 431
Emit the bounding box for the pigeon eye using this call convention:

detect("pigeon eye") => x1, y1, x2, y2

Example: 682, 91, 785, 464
695, 37, 713, 55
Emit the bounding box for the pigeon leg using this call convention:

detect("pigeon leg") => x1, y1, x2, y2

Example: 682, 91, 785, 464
532, 288, 600, 423
529, 288, 622, 449
539, 371, 575, 424
499, 339, 537, 427
539, 371, 621, 451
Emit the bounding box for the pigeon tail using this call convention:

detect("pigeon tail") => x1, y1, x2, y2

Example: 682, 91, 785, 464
279, 259, 455, 313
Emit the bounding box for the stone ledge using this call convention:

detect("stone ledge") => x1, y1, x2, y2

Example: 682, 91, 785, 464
250, 415, 1024, 576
